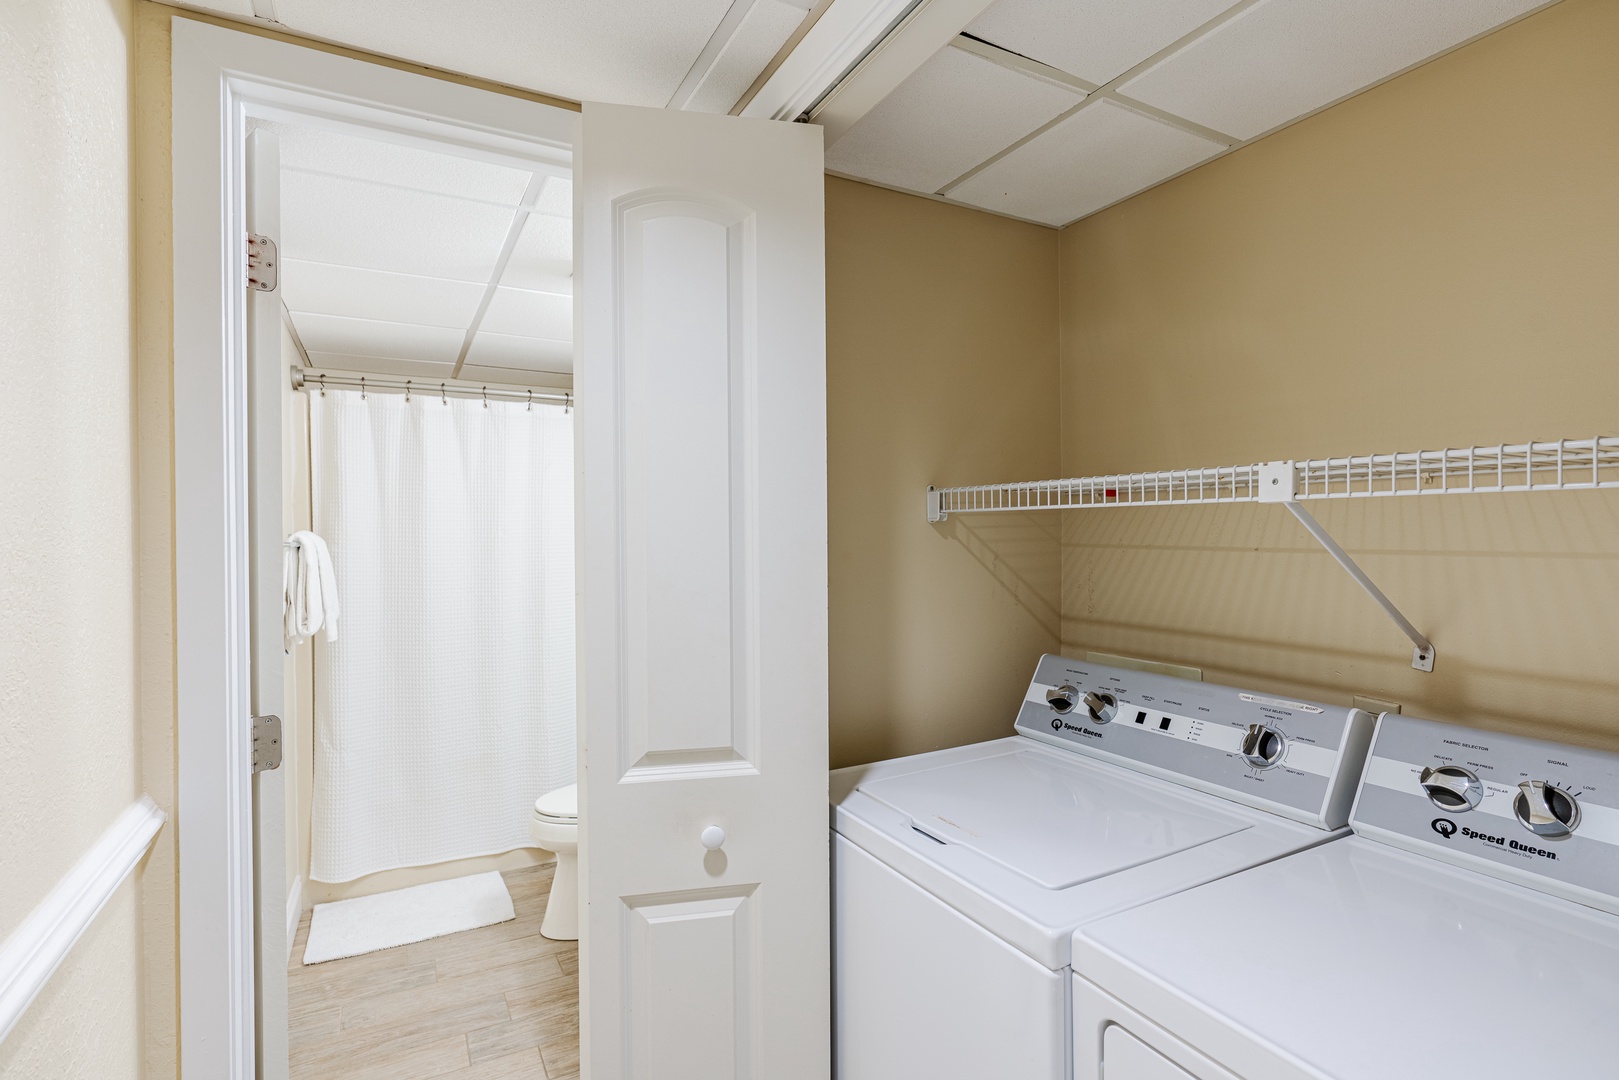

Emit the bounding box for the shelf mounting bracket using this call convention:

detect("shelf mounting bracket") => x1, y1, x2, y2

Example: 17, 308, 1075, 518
1258, 461, 1435, 672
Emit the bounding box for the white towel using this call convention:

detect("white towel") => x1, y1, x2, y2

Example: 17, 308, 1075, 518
283, 530, 340, 650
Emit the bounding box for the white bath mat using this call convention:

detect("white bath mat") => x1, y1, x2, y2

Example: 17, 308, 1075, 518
302, 871, 516, 965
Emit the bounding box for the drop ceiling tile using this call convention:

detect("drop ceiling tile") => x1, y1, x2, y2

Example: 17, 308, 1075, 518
826, 45, 1085, 196
269, 0, 735, 106
480, 287, 573, 341
174, 0, 255, 16
532, 175, 573, 218
457, 364, 572, 390
968, 0, 1237, 86
950, 99, 1226, 225
465, 331, 574, 374
685, 0, 810, 114
304, 353, 459, 381
282, 171, 517, 283
501, 213, 574, 291
265, 121, 532, 205
291, 312, 467, 364
1120, 0, 1550, 141
281, 260, 486, 330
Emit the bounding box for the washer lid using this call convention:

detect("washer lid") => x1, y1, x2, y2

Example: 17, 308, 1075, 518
1072, 838, 1619, 1078
534, 784, 577, 821
857, 749, 1249, 890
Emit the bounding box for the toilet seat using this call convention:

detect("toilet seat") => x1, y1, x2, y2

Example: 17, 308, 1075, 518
533, 783, 577, 823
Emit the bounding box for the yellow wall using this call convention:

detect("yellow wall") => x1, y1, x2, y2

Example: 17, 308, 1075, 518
826, 177, 1061, 768
0, 1, 145, 1078
1056, 0, 1619, 748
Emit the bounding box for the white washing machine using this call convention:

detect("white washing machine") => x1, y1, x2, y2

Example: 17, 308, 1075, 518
1068, 712, 1619, 1080
831, 654, 1376, 1080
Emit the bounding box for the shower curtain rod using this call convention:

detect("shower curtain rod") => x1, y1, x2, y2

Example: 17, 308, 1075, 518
290, 366, 572, 408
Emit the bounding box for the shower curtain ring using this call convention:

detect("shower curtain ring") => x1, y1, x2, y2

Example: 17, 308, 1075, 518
441, 383, 448, 405
405, 380, 412, 403
565, 393, 573, 414
318, 374, 326, 397
359, 376, 367, 400
483, 386, 489, 409
527, 390, 533, 412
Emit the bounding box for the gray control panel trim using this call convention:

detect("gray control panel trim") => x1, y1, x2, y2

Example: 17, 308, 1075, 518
1014, 654, 1372, 830
1351, 714, 1619, 915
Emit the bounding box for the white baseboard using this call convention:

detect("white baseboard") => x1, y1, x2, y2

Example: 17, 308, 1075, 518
0, 796, 166, 1045
285, 875, 304, 966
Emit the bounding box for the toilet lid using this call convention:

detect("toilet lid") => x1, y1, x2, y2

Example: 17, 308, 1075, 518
534, 784, 577, 821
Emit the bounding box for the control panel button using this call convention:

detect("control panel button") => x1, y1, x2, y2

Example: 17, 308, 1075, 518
1419, 765, 1483, 812
1046, 685, 1079, 714
1240, 724, 1285, 769
1514, 780, 1581, 840
1082, 691, 1118, 724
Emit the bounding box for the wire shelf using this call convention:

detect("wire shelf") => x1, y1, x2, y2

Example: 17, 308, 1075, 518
928, 437, 1619, 520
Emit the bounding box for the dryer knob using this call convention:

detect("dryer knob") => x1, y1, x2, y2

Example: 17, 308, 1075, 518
1419, 765, 1483, 812
1514, 781, 1581, 840
1082, 692, 1118, 724
1240, 724, 1285, 769
1046, 685, 1079, 714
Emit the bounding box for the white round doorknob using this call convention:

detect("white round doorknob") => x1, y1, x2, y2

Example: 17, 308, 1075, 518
701, 825, 726, 850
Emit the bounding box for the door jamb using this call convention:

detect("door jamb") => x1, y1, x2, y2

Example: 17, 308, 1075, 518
170, 20, 576, 1077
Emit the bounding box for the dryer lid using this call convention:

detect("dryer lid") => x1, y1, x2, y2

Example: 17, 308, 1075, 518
857, 749, 1250, 890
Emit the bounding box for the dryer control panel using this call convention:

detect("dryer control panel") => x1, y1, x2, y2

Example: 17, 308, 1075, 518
1014, 654, 1374, 830
1352, 714, 1619, 915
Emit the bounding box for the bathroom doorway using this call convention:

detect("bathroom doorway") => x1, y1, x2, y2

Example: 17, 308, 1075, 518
172, 19, 830, 1080
251, 113, 581, 1078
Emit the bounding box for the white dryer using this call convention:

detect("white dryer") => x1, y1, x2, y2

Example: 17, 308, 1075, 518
1068, 713, 1619, 1080
831, 655, 1376, 1080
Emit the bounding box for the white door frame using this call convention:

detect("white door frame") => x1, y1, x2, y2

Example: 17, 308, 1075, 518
170, 20, 576, 1077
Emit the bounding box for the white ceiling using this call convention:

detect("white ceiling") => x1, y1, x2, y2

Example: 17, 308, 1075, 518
181, 0, 816, 112
267, 121, 574, 385
828, 0, 1557, 226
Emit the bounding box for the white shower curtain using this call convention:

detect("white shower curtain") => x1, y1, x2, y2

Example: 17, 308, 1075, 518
308, 387, 574, 883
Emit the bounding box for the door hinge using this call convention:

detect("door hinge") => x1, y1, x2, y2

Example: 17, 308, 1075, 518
251, 714, 283, 773
247, 233, 278, 292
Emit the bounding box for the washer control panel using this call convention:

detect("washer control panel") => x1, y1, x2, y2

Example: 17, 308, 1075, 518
1013, 654, 1374, 829
1352, 714, 1619, 914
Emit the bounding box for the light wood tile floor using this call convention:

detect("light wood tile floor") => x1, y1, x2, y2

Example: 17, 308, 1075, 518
289, 864, 579, 1080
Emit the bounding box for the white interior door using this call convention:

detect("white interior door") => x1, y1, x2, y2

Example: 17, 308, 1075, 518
576, 102, 829, 1079
246, 125, 291, 1080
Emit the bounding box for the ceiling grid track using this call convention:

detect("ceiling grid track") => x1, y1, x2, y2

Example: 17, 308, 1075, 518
450, 173, 546, 379
669, 0, 761, 109
935, 0, 1264, 198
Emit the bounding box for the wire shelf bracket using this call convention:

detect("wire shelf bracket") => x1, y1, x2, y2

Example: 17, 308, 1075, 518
926, 437, 1619, 673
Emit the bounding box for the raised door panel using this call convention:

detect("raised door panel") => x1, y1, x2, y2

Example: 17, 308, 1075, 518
619, 197, 757, 779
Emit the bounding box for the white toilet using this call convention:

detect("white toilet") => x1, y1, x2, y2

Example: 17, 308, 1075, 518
530, 783, 579, 941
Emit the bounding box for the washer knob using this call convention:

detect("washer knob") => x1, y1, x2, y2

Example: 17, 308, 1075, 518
1046, 685, 1079, 714
1082, 691, 1118, 724
1514, 781, 1581, 840
1240, 724, 1285, 768
1419, 765, 1483, 812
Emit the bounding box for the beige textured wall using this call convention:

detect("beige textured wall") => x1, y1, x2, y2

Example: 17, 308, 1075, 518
0, 0, 145, 1077
826, 177, 1061, 769
1056, 0, 1619, 748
